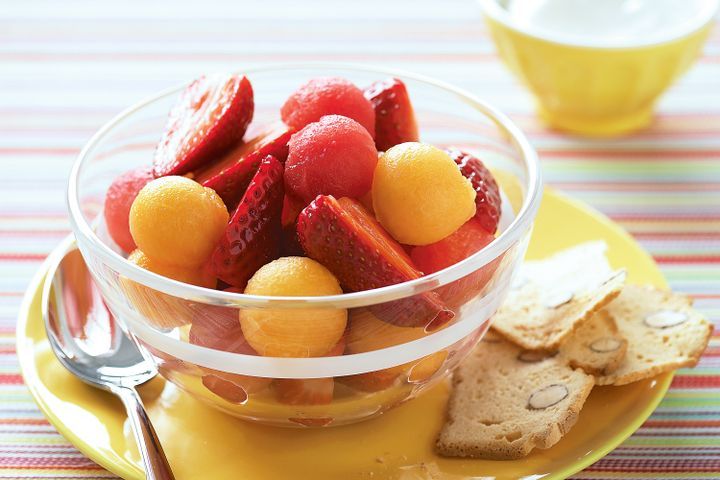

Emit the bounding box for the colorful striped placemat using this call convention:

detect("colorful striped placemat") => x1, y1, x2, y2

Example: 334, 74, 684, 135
2, 1, 718, 478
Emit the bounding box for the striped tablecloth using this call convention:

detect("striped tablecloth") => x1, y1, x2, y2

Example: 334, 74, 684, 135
2, 1, 718, 478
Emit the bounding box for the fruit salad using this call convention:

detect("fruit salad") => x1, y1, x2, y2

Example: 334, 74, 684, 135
104, 73, 504, 418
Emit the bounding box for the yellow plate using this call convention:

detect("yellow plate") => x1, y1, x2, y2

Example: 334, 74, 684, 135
17, 189, 672, 480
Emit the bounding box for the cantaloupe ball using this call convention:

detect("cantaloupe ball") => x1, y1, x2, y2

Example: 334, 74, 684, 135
121, 249, 216, 330
372, 142, 476, 245
346, 308, 447, 386
129, 176, 229, 267
239, 257, 347, 357
128, 250, 216, 288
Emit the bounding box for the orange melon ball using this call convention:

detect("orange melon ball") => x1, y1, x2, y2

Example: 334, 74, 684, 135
372, 142, 476, 245
239, 257, 347, 357
345, 308, 447, 389
129, 176, 229, 267
121, 249, 216, 330
128, 250, 216, 288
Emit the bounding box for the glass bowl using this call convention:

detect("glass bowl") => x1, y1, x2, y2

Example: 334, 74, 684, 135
67, 64, 541, 427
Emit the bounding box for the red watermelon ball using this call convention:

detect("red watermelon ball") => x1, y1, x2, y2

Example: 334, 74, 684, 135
281, 77, 376, 138
104, 165, 154, 253
285, 115, 378, 203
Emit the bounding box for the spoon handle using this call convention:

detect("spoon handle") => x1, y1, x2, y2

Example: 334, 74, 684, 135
114, 386, 176, 480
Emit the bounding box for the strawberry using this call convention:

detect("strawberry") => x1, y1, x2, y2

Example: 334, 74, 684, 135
192, 291, 272, 403
327, 335, 347, 356
281, 223, 305, 257
211, 155, 284, 289
201, 374, 249, 404
195, 122, 293, 211
363, 78, 419, 151
411, 218, 500, 308
153, 74, 254, 177
446, 148, 501, 234
201, 369, 271, 403
297, 195, 453, 329
190, 288, 257, 354
280, 194, 307, 228
279, 194, 307, 256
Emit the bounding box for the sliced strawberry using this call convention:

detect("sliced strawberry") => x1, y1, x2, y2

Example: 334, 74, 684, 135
190, 288, 257, 354
202, 369, 271, 403
281, 194, 307, 228
411, 218, 500, 308
297, 196, 453, 329
202, 374, 249, 404
211, 155, 284, 289
327, 335, 346, 356
191, 289, 271, 402
363, 78, 419, 151
194, 123, 293, 210
446, 148, 501, 234
203, 157, 258, 212
279, 194, 308, 256
280, 223, 304, 257
153, 74, 254, 177
195, 122, 292, 184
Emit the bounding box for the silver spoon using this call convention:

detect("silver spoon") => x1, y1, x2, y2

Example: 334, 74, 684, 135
42, 239, 175, 480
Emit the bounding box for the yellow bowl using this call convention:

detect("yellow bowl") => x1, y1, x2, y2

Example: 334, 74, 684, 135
480, 0, 719, 136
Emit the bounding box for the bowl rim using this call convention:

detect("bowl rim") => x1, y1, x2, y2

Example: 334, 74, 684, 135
479, 0, 720, 50
67, 62, 542, 311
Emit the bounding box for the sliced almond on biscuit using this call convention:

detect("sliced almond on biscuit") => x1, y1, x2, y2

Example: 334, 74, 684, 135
517, 350, 556, 363
559, 309, 628, 376
528, 384, 569, 410
436, 338, 594, 460
544, 290, 574, 309
644, 310, 688, 329
596, 285, 713, 386
589, 337, 623, 353
492, 241, 626, 351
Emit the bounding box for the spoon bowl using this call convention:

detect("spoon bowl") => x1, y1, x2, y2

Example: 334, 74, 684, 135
42, 237, 175, 480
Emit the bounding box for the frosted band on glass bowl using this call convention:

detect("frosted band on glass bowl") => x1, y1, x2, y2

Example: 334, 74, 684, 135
81, 189, 522, 379
122, 196, 522, 378
114, 247, 523, 379
67, 63, 541, 379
